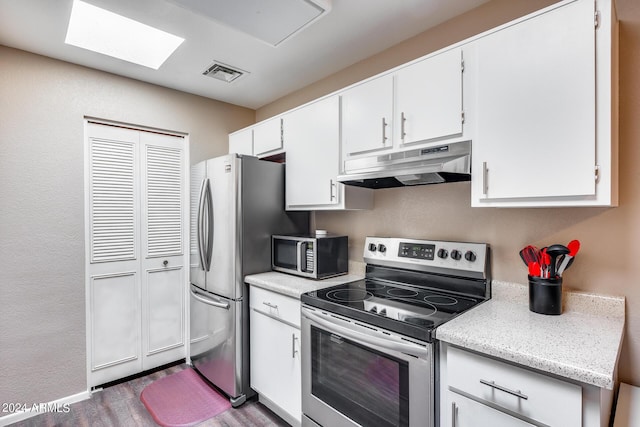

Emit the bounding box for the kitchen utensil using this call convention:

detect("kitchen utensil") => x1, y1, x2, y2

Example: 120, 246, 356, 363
546, 244, 570, 278
557, 239, 580, 276
528, 261, 541, 277
539, 248, 550, 278
519, 245, 540, 267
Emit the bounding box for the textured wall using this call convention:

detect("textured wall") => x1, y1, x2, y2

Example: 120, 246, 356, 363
0, 46, 254, 408
257, 0, 640, 386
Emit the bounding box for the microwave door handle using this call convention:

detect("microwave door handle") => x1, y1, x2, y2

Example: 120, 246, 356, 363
296, 241, 306, 273
302, 309, 429, 359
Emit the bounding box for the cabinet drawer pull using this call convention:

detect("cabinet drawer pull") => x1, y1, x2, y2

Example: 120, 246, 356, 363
263, 301, 278, 309
480, 379, 528, 400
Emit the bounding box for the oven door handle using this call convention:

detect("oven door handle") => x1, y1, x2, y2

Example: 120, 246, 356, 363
302, 309, 429, 359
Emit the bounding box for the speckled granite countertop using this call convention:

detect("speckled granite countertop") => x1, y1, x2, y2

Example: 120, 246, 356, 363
436, 281, 625, 390
245, 271, 364, 299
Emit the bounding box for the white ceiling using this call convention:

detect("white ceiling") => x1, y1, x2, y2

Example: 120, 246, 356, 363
0, 0, 490, 109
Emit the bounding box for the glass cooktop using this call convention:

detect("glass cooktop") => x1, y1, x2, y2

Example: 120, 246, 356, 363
301, 278, 484, 342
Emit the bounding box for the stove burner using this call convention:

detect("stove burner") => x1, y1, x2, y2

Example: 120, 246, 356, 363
386, 288, 419, 298
424, 295, 458, 306
326, 289, 372, 303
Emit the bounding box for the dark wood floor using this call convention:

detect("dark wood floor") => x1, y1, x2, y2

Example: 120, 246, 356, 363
9, 364, 290, 427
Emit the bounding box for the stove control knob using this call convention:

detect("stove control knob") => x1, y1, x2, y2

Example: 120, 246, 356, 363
451, 250, 462, 260
465, 251, 477, 262
368, 243, 377, 252
437, 248, 448, 259
369, 306, 378, 314
379, 308, 387, 316
378, 244, 387, 253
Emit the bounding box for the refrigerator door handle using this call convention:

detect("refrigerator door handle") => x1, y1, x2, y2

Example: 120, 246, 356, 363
203, 178, 214, 272
197, 179, 207, 271
190, 287, 230, 310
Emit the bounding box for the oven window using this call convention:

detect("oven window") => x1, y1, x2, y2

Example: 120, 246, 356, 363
273, 239, 297, 269
311, 325, 409, 427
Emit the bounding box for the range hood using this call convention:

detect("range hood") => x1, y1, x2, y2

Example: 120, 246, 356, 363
337, 141, 471, 189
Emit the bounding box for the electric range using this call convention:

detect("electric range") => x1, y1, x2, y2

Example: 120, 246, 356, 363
300, 236, 491, 427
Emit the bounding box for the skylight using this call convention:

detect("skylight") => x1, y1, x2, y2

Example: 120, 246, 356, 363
65, 0, 184, 70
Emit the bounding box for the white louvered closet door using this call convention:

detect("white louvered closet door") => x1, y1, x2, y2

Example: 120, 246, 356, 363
85, 123, 187, 387
140, 131, 186, 370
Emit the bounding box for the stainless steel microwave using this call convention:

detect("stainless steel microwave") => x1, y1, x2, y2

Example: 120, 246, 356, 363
272, 234, 348, 279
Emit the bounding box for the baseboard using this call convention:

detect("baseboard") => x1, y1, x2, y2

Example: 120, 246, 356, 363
0, 390, 91, 426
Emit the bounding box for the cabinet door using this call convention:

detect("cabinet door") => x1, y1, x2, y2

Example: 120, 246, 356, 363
341, 74, 394, 156
253, 117, 283, 156
140, 132, 186, 368
396, 48, 464, 146
285, 96, 340, 208
229, 128, 253, 155
250, 308, 301, 424
447, 392, 535, 427
473, 0, 596, 201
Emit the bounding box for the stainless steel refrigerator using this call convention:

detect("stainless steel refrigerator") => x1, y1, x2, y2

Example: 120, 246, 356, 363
189, 154, 307, 407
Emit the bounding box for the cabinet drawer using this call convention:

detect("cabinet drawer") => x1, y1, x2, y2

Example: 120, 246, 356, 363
447, 346, 581, 427
250, 286, 301, 328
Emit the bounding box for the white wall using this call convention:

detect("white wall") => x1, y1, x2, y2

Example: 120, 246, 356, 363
0, 45, 254, 408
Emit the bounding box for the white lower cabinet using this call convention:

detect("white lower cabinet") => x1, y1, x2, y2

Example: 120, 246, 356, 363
249, 286, 302, 426
441, 344, 614, 427
448, 391, 534, 427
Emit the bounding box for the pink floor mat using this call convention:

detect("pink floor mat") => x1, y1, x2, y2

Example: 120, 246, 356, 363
140, 368, 231, 427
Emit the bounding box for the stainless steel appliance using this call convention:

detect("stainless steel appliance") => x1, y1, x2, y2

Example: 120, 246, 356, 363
190, 154, 307, 407
337, 140, 471, 189
272, 233, 348, 279
301, 236, 491, 427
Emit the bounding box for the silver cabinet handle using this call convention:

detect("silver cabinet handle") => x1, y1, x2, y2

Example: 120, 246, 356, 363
480, 379, 528, 400
292, 333, 298, 358
451, 402, 458, 427
329, 179, 336, 200
482, 161, 488, 196
263, 301, 278, 309
401, 112, 407, 142
382, 117, 388, 144
280, 118, 284, 145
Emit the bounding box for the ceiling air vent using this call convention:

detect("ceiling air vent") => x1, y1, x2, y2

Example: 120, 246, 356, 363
202, 62, 246, 83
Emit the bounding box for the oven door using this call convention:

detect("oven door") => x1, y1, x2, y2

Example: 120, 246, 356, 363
301, 306, 433, 427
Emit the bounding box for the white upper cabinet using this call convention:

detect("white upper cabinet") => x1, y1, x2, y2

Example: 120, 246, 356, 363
341, 74, 394, 156
228, 128, 252, 155
395, 47, 464, 147
471, 0, 617, 207
340, 46, 470, 171
285, 96, 373, 210
253, 116, 283, 157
